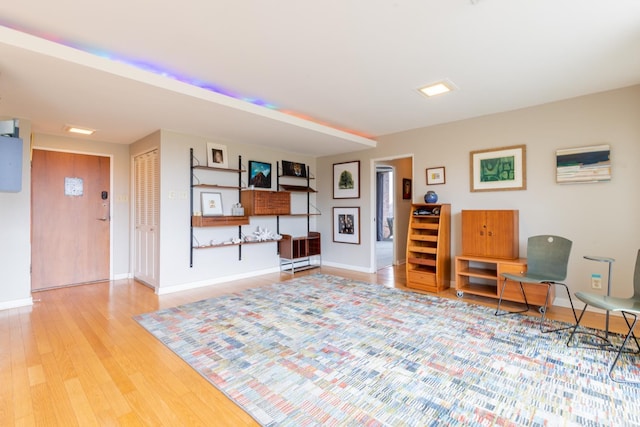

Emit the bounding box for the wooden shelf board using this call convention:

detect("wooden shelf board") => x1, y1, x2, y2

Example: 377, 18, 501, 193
408, 246, 437, 254
456, 284, 497, 298
408, 257, 437, 267
410, 235, 438, 242
193, 239, 278, 249
457, 267, 497, 279
192, 216, 249, 227
193, 165, 245, 173
411, 223, 440, 230
278, 184, 317, 192
193, 184, 243, 190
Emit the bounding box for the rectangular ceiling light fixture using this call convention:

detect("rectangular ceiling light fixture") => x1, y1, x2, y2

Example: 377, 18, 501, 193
64, 125, 95, 135
418, 80, 456, 97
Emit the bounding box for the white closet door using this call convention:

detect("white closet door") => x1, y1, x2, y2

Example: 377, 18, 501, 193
134, 149, 159, 287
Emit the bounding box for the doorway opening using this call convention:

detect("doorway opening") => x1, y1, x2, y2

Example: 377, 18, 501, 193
376, 166, 394, 269
372, 155, 413, 272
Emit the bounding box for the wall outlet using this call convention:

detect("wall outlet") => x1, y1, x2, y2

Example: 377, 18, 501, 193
591, 273, 602, 289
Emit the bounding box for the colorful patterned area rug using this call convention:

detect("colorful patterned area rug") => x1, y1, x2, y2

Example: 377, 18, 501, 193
134, 274, 640, 426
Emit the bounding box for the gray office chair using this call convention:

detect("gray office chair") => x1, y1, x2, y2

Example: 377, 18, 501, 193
567, 249, 640, 384
495, 235, 578, 333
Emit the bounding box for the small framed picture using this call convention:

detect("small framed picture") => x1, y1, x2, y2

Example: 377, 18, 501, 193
333, 161, 360, 199
402, 178, 412, 200
207, 142, 228, 169
333, 207, 360, 244
248, 160, 272, 188
201, 192, 223, 216
282, 160, 307, 178
426, 166, 446, 185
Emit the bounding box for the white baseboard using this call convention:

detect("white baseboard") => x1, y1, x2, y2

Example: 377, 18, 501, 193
156, 267, 281, 295
322, 261, 375, 274
0, 297, 33, 311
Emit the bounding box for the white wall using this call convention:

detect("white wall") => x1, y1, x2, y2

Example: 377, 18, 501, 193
317, 85, 640, 302
150, 130, 318, 293
1, 85, 638, 308
0, 118, 32, 308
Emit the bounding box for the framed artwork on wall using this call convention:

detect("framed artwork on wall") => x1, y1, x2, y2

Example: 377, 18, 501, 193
333, 161, 360, 199
248, 161, 272, 188
333, 207, 360, 244
281, 160, 307, 178
426, 166, 446, 185
556, 144, 611, 184
201, 192, 223, 216
207, 142, 228, 169
470, 145, 526, 192
402, 178, 412, 200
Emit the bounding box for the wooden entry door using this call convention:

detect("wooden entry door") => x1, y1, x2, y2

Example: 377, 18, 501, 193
31, 149, 110, 290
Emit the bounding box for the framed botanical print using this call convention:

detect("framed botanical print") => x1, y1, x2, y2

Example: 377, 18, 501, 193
333, 161, 360, 199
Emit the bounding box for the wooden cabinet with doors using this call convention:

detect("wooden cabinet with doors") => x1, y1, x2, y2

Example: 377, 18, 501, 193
405, 203, 451, 293
461, 210, 519, 259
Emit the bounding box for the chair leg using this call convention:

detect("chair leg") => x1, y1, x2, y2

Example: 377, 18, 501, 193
495, 278, 530, 317
566, 303, 587, 347
609, 312, 640, 384
568, 306, 640, 384
620, 312, 640, 351
540, 283, 578, 333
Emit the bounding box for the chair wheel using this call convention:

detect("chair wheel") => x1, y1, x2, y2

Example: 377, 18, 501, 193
538, 306, 546, 314
456, 290, 464, 298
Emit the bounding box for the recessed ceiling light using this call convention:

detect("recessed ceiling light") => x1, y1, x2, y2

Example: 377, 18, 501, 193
418, 80, 456, 97
64, 125, 95, 135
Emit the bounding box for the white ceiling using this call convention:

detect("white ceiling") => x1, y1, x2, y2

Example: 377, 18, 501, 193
1, 0, 639, 157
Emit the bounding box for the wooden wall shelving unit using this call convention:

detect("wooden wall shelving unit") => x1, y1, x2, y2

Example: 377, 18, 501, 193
190, 149, 276, 266
276, 162, 321, 273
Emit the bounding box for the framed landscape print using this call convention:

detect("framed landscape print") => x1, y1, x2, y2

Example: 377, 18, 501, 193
556, 144, 611, 184
333, 207, 360, 244
470, 145, 526, 192
333, 161, 360, 199
248, 161, 272, 189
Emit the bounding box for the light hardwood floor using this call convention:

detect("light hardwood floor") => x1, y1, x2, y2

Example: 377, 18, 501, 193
0, 265, 627, 426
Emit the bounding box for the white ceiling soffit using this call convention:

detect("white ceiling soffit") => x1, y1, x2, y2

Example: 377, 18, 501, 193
0, 0, 639, 157
0, 26, 376, 156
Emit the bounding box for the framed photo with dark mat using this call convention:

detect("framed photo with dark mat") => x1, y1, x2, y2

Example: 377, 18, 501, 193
333, 207, 360, 244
